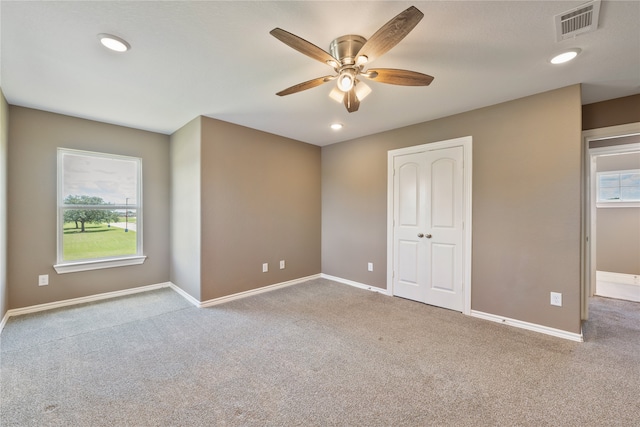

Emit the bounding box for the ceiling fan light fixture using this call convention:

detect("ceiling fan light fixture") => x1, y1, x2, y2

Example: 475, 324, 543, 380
337, 69, 355, 92
98, 33, 130, 52
329, 86, 345, 103
355, 81, 372, 101
355, 55, 368, 66
550, 48, 581, 64
326, 60, 340, 69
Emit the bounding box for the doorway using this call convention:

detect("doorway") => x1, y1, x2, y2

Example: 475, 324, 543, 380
583, 123, 640, 319
386, 136, 472, 314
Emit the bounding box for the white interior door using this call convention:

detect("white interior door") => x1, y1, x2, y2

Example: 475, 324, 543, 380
392, 146, 465, 311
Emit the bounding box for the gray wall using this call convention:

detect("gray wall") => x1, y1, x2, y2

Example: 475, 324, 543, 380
596, 153, 640, 275
200, 117, 321, 301
169, 117, 202, 300
322, 85, 582, 334
0, 90, 8, 320
7, 107, 170, 309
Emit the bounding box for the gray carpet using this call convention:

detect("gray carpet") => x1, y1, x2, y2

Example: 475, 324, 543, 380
1, 278, 639, 426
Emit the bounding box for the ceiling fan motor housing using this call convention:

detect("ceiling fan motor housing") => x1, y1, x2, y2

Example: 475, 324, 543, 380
330, 35, 367, 65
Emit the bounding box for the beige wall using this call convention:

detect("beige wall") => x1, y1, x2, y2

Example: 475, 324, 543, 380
7, 107, 170, 309
169, 117, 202, 300
596, 153, 640, 275
583, 94, 640, 131
322, 85, 583, 334
0, 89, 8, 320
200, 117, 321, 301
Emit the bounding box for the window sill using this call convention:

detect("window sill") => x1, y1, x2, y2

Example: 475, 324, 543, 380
596, 202, 640, 208
54, 256, 147, 274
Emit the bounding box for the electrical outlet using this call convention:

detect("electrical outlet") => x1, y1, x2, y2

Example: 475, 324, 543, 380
280, 260, 285, 269
38, 274, 49, 286
550, 292, 562, 307
262, 263, 268, 273
367, 262, 373, 272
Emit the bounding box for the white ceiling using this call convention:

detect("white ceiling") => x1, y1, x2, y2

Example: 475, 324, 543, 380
1, 1, 639, 146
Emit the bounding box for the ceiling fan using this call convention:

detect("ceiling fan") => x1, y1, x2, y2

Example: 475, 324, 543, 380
270, 5, 434, 113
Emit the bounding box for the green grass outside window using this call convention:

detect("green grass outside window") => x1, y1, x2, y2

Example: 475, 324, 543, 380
63, 223, 136, 261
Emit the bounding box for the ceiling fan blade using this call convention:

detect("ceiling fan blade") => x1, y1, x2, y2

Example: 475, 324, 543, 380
364, 68, 434, 86
357, 6, 424, 64
344, 88, 360, 113
270, 28, 339, 67
276, 76, 334, 96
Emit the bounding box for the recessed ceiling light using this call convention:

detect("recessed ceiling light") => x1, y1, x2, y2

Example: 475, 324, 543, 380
550, 48, 581, 64
330, 123, 343, 130
98, 33, 131, 52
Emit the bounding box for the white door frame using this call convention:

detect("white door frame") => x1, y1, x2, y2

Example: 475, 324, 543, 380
387, 136, 473, 315
582, 123, 640, 320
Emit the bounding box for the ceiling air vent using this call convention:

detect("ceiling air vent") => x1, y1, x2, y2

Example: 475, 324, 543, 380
555, 0, 601, 42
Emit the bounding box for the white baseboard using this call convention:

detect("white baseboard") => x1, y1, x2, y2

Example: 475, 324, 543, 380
169, 274, 390, 308
2, 276, 585, 345
471, 310, 584, 342
596, 271, 640, 302
320, 273, 391, 296
195, 274, 322, 308
0, 312, 9, 332
322, 276, 584, 342
1, 276, 323, 333
167, 282, 201, 307
0, 282, 172, 333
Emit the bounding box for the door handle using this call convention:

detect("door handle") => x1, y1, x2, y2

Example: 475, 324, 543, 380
425, 234, 432, 239
417, 233, 424, 238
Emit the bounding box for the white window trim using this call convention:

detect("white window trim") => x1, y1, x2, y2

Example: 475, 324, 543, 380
54, 256, 147, 274
56, 148, 145, 273
596, 168, 640, 208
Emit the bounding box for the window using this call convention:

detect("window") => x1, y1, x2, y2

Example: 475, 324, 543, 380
597, 169, 640, 208
54, 148, 145, 273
